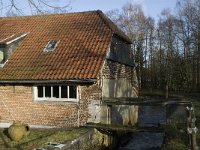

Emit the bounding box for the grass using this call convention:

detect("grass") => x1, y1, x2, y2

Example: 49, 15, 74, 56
163, 124, 189, 150
171, 92, 200, 149
0, 127, 88, 150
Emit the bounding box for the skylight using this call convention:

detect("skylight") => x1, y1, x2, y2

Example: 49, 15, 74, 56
44, 40, 58, 52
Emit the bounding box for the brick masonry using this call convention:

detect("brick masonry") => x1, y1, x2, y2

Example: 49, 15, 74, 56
102, 60, 138, 88
0, 59, 138, 127
0, 84, 102, 127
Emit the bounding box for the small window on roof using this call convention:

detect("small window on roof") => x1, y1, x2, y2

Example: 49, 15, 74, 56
44, 40, 58, 52
0, 33, 29, 67
0, 48, 4, 63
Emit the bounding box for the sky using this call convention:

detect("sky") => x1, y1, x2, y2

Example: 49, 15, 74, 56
70, 0, 178, 20
1, 0, 178, 21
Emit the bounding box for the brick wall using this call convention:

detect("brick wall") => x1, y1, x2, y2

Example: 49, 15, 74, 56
100, 60, 139, 125
102, 60, 138, 98
0, 60, 138, 127
102, 60, 137, 87
78, 83, 102, 126
0, 83, 101, 128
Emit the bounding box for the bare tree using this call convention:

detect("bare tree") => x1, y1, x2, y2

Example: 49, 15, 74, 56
175, 0, 200, 91
0, 0, 71, 16
108, 0, 200, 93
107, 2, 151, 89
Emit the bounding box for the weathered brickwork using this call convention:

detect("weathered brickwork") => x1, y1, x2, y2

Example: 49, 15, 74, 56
0, 60, 137, 127
102, 60, 138, 90
0, 84, 102, 128
77, 83, 102, 126
100, 60, 139, 125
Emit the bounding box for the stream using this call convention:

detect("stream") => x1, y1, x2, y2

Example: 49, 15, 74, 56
114, 104, 187, 150
115, 106, 166, 150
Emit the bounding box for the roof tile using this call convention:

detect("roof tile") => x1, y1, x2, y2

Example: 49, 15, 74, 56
0, 11, 130, 82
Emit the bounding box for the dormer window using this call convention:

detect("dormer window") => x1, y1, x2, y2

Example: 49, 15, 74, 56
0, 33, 29, 67
0, 48, 5, 63
44, 40, 58, 52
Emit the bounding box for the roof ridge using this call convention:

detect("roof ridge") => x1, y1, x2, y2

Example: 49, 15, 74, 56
0, 10, 99, 19
96, 10, 132, 44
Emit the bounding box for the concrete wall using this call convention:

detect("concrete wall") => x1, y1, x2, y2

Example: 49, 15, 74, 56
110, 105, 138, 126
102, 78, 137, 98
102, 60, 138, 99
99, 105, 138, 126
97, 60, 139, 126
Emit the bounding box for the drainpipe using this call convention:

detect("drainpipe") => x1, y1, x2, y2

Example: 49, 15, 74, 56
107, 105, 111, 125
77, 108, 80, 127
77, 86, 80, 127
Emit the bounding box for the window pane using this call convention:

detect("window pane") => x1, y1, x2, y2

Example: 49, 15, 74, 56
61, 86, 68, 98
37, 86, 43, 98
45, 86, 51, 97
69, 85, 77, 99
53, 86, 59, 98
45, 40, 57, 52
0, 49, 4, 63
49, 40, 57, 49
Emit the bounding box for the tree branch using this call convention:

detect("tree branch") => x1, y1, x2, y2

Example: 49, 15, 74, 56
0, 0, 71, 16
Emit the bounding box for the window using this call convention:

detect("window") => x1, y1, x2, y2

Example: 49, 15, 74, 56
44, 40, 58, 52
34, 85, 78, 102
0, 48, 4, 63
0, 33, 29, 67
0, 48, 7, 67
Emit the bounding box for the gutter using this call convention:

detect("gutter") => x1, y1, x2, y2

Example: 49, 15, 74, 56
0, 79, 97, 84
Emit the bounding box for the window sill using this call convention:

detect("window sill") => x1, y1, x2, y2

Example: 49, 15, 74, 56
34, 98, 79, 103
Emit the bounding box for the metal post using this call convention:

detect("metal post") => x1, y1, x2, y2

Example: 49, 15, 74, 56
186, 106, 199, 150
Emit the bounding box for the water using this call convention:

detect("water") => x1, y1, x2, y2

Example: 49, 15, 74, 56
114, 106, 166, 150
116, 132, 164, 150
138, 106, 166, 127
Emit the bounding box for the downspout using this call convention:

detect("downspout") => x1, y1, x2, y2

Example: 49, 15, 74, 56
77, 108, 80, 127
77, 86, 80, 127
107, 105, 111, 125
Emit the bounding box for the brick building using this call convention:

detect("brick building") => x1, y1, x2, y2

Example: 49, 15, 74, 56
0, 10, 138, 128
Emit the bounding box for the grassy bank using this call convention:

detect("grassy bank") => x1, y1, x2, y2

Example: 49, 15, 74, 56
0, 127, 88, 149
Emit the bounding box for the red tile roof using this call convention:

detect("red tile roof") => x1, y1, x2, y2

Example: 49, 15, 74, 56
0, 10, 131, 82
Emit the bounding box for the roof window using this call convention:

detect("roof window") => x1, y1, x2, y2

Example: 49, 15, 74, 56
44, 40, 58, 52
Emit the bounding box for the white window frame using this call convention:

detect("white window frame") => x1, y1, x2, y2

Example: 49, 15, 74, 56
0, 48, 7, 67
43, 40, 59, 52
33, 85, 79, 102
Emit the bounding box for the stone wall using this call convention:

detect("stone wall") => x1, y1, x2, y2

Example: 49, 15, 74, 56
42, 128, 117, 150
